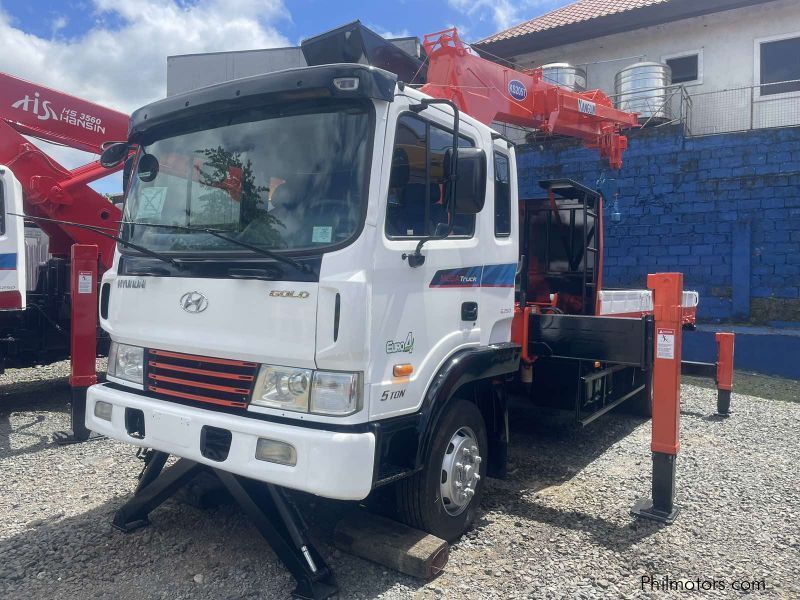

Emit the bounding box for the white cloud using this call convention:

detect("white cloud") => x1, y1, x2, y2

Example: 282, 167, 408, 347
448, 0, 519, 30
448, 0, 560, 33
0, 1, 290, 114
51, 15, 68, 36
367, 25, 412, 40
446, 23, 471, 40
0, 1, 291, 191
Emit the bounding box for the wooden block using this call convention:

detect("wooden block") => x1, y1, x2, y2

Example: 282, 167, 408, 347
333, 511, 448, 580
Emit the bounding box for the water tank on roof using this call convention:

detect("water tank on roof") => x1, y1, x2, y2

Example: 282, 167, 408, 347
614, 62, 672, 122
540, 63, 587, 92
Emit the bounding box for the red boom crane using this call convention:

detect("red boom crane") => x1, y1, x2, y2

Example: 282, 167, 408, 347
420, 28, 638, 169
0, 72, 128, 270
0, 72, 128, 370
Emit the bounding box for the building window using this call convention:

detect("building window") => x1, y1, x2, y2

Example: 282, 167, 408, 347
758, 35, 800, 96
494, 152, 511, 237
385, 114, 476, 238
662, 50, 702, 85
666, 55, 698, 84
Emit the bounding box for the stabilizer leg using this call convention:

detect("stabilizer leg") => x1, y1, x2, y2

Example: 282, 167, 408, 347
631, 452, 680, 524
216, 471, 338, 600
112, 455, 338, 598
717, 389, 731, 415
53, 387, 104, 445
112, 455, 202, 532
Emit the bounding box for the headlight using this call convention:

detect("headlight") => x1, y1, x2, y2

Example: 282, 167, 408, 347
251, 365, 312, 412
310, 371, 361, 416
107, 341, 144, 385
250, 365, 362, 416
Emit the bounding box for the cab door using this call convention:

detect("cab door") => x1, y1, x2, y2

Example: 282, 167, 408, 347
0, 167, 26, 310
369, 106, 486, 420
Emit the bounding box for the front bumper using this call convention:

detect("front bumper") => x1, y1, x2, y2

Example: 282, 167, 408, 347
86, 383, 376, 501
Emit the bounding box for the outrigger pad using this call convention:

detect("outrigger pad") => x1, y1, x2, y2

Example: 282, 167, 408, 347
53, 430, 104, 445
113, 516, 150, 533
630, 498, 681, 525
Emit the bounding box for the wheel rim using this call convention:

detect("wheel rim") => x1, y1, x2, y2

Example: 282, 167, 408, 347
439, 425, 482, 516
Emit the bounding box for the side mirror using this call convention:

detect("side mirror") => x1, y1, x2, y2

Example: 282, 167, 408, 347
136, 153, 160, 182
445, 148, 486, 215
100, 142, 130, 168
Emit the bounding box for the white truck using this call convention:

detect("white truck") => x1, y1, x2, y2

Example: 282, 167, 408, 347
0, 24, 733, 598
87, 64, 521, 542
71, 25, 691, 597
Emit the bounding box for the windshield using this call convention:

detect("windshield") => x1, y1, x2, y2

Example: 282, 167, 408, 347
122, 100, 372, 254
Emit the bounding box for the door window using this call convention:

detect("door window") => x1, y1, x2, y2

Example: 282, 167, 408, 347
386, 114, 475, 238
494, 152, 511, 237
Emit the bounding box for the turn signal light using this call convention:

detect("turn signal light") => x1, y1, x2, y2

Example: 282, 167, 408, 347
393, 364, 413, 377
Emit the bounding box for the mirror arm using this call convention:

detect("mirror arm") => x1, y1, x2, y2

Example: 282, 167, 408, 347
403, 98, 460, 268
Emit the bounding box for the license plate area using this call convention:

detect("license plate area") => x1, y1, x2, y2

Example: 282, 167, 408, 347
149, 410, 192, 448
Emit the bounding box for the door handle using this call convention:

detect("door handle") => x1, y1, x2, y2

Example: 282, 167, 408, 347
461, 302, 478, 321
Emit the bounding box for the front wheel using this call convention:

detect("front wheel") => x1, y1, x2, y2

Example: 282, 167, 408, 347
394, 399, 487, 542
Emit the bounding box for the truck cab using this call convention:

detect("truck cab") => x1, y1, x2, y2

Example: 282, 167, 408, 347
0, 167, 26, 312
86, 64, 520, 541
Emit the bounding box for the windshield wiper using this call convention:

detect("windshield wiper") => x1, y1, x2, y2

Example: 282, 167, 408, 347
9, 214, 183, 270
120, 221, 314, 274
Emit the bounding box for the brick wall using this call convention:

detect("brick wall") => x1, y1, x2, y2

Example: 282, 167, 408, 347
516, 125, 800, 324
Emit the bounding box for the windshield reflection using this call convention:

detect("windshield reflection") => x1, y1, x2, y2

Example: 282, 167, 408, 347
122, 100, 372, 254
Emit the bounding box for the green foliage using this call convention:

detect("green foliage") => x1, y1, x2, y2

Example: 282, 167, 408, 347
194, 146, 286, 248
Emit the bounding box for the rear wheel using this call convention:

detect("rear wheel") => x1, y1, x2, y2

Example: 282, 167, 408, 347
394, 399, 487, 542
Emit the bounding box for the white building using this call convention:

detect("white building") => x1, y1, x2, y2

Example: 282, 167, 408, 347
474, 0, 800, 135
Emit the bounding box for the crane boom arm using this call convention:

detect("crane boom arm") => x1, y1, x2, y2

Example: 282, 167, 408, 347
0, 72, 130, 269
420, 29, 638, 169
0, 73, 128, 153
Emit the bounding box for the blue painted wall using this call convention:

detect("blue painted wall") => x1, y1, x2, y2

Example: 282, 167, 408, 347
517, 125, 800, 325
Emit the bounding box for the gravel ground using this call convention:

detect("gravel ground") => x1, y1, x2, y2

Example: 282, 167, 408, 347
1, 362, 798, 599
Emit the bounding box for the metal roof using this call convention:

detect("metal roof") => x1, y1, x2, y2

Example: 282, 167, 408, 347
474, 0, 776, 58
481, 0, 668, 44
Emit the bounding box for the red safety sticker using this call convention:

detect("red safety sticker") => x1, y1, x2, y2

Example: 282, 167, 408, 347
657, 328, 675, 360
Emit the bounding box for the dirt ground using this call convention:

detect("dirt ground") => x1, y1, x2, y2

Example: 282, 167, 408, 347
1, 363, 798, 598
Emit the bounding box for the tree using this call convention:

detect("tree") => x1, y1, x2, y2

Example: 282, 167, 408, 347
194, 146, 285, 248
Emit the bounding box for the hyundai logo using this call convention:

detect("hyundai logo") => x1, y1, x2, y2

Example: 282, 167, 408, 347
180, 291, 209, 313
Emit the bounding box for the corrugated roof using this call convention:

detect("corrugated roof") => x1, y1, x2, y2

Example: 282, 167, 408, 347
478, 0, 671, 44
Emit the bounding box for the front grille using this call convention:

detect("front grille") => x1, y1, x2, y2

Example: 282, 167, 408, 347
145, 349, 258, 409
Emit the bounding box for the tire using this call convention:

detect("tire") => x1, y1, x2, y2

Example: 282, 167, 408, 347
394, 399, 488, 542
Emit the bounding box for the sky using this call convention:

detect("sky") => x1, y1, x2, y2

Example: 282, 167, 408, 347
0, 0, 571, 193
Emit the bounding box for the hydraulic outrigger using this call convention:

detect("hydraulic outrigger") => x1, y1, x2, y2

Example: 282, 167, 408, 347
0, 73, 131, 441
114, 451, 337, 600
